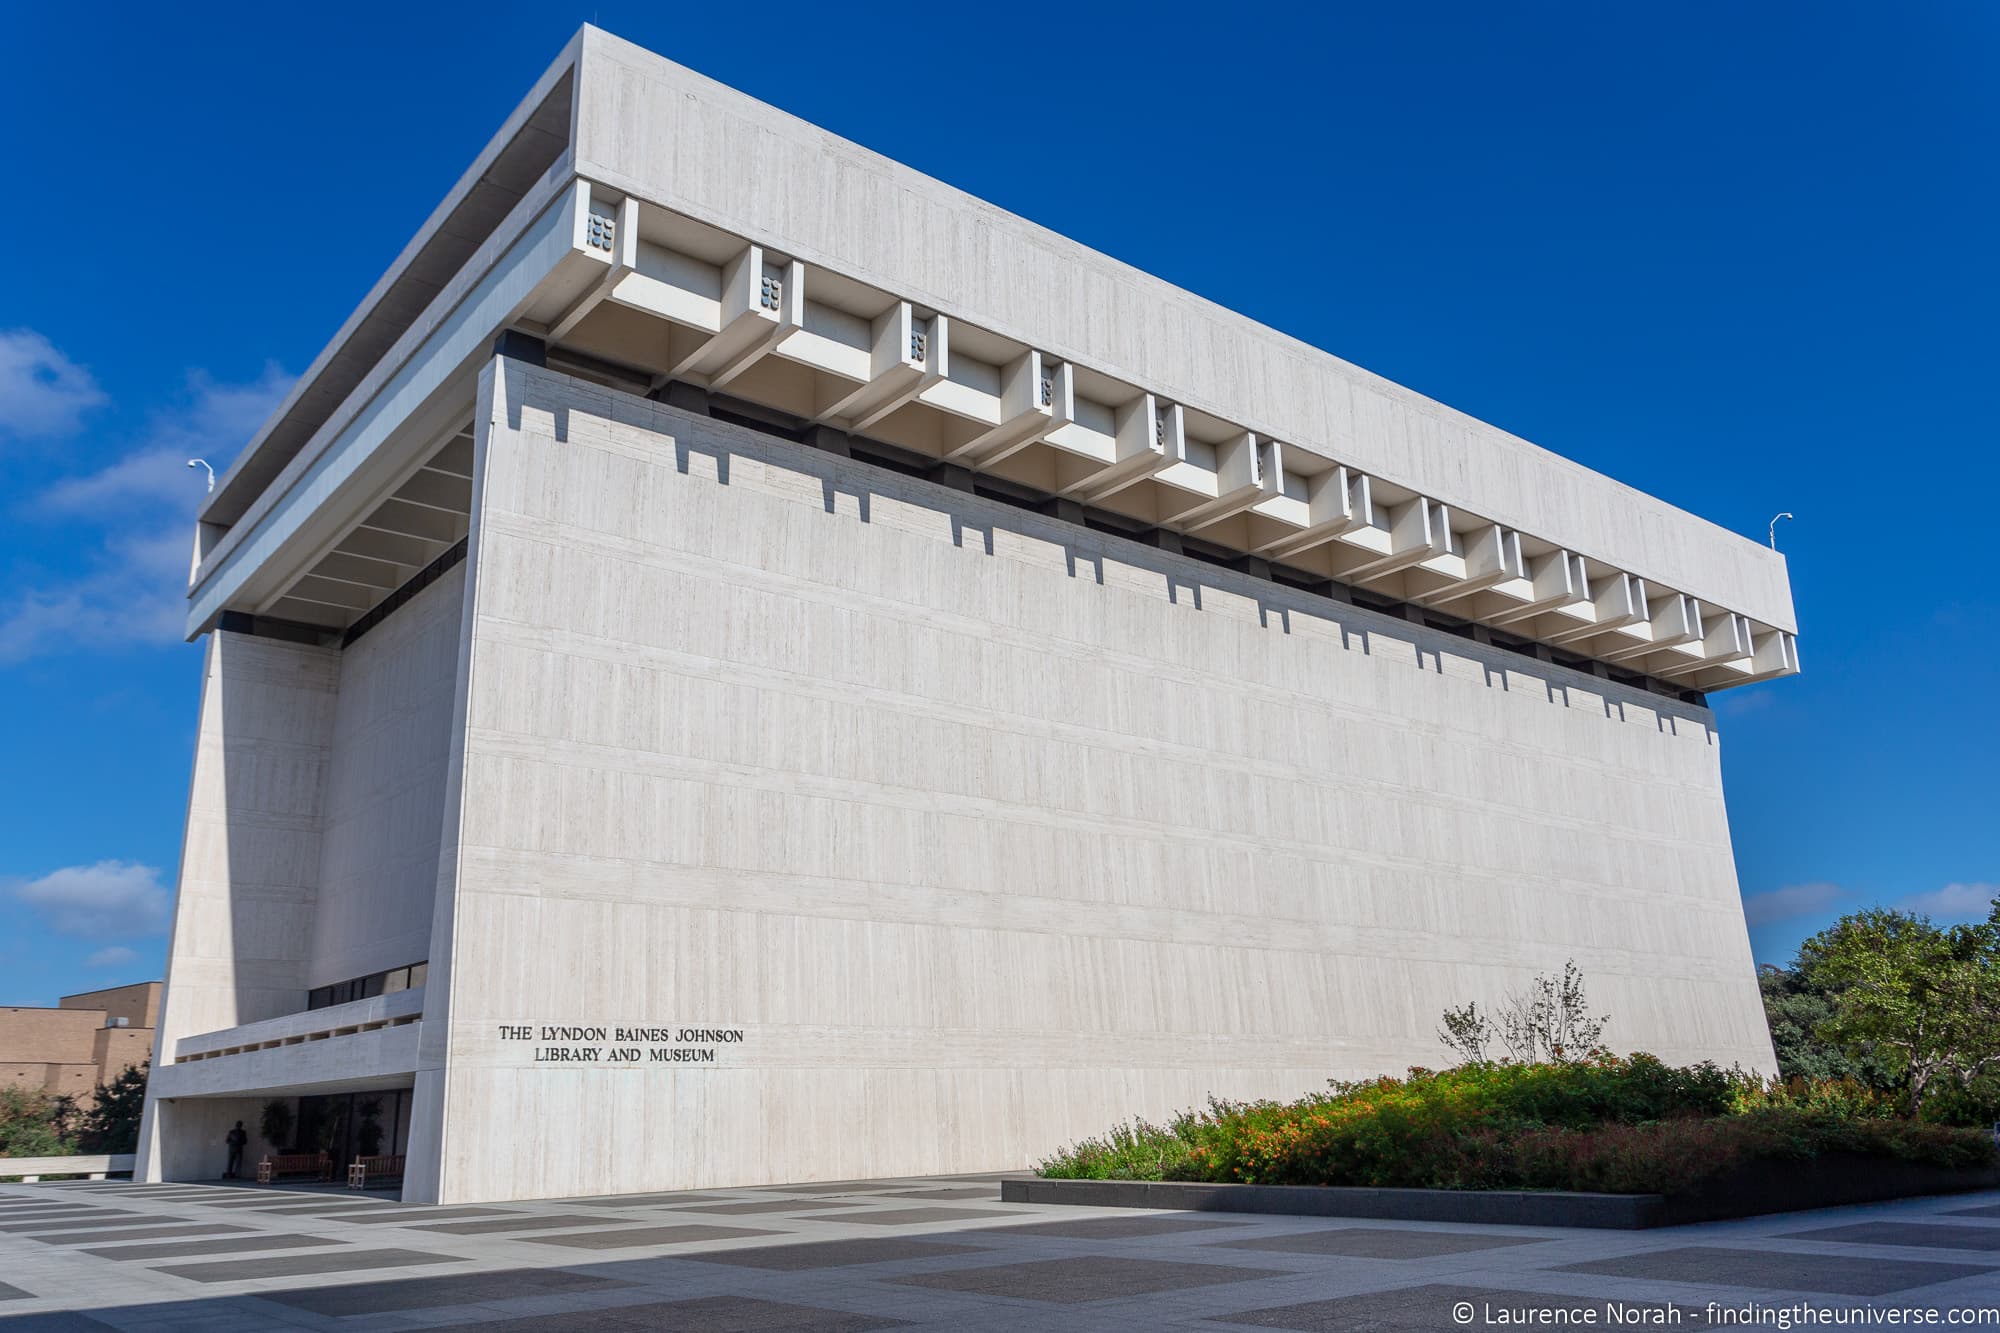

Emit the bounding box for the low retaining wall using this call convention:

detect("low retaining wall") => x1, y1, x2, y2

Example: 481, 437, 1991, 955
0, 1153, 136, 1182
1002, 1179, 1664, 1228
1658, 1154, 2000, 1226
1003, 1157, 2000, 1229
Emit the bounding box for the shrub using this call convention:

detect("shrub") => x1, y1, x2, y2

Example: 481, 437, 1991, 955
259, 1100, 294, 1152
1036, 1055, 2000, 1195
0, 1087, 76, 1159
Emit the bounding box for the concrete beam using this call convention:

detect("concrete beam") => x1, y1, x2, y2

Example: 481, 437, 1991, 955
1162, 432, 1281, 532
816, 301, 929, 425
942, 348, 1055, 466
672, 244, 802, 384
1258, 466, 1368, 559
548, 194, 639, 341
1342, 497, 1451, 583
1060, 394, 1176, 502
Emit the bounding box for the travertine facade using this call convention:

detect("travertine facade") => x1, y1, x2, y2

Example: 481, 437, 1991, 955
139, 27, 1792, 1202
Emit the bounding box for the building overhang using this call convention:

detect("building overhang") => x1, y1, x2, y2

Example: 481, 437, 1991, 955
186, 27, 1798, 695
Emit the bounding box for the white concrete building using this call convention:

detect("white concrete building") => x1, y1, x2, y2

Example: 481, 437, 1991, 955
137, 27, 1797, 1203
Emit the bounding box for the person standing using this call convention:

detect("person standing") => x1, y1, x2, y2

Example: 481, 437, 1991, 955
224, 1121, 248, 1179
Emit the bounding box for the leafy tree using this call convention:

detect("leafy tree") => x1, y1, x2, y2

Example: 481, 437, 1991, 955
1758, 963, 1897, 1088
0, 1087, 76, 1158
316, 1101, 347, 1156
356, 1098, 385, 1157
1801, 899, 2000, 1115
77, 1064, 149, 1155
260, 1099, 294, 1152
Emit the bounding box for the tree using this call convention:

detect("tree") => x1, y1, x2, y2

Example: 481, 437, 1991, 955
1758, 962, 1897, 1088
260, 1100, 294, 1152
1802, 900, 2000, 1115
1437, 1001, 1495, 1063
1437, 961, 1608, 1065
0, 1087, 75, 1159
316, 1101, 347, 1156
356, 1098, 385, 1157
77, 1064, 149, 1155
1498, 960, 1608, 1063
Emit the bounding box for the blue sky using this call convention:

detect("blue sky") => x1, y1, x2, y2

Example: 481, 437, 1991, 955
1, 2, 1993, 1007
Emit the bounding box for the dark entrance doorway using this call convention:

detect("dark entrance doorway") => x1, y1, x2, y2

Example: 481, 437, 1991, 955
293, 1089, 411, 1180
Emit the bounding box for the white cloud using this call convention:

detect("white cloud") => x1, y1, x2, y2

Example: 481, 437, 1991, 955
1742, 880, 1846, 926
0, 364, 293, 662
0, 329, 104, 439
14, 861, 169, 938
0, 528, 192, 662
41, 363, 291, 513
1894, 881, 1998, 923
84, 945, 141, 969
40, 446, 206, 514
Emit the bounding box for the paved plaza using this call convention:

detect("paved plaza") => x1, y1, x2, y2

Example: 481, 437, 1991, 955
2, 1177, 1997, 1330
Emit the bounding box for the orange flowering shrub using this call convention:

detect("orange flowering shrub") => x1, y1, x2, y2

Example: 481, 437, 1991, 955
1036, 1054, 1998, 1193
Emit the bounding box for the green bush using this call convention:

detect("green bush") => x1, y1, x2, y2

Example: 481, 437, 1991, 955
0, 1087, 77, 1159
1036, 1054, 2000, 1195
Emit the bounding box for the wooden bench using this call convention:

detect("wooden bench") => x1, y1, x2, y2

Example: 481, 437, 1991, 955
257, 1152, 330, 1184
346, 1154, 406, 1189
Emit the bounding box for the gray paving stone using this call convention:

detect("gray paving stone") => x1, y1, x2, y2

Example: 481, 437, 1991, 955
1946, 1204, 2000, 1219
32, 1224, 255, 1246
408, 1212, 616, 1234
1216, 1283, 1696, 1331
0, 1313, 120, 1332
252, 1267, 632, 1316
877, 1187, 1000, 1201
0, 1212, 142, 1232
18, 1216, 196, 1237
686, 1237, 991, 1270
680, 1198, 864, 1215
511, 1223, 773, 1250
242, 1203, 396, 1217
322, 1206, 510, 1225
811, 1206, 1015, 1226
572, 1192, 733, 1207
982, 1215, 1246, 1240
1211, 1227, 1550, 1259
892, 1255, 1270, 1303
1779, 1221, 2000, 1251
151, 1247, 456, 1283
84, 1233, 338, 1261
0, 1282, 28, 1300
1555, 1245, 2000, 1296
452, 1296, 908, 1331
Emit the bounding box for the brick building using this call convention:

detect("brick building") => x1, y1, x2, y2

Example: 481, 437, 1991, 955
0, 983, 160, 1104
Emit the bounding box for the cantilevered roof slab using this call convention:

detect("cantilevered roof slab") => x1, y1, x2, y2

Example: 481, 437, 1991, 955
566, 29, 1793, 637
191, 26, 1797, 695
